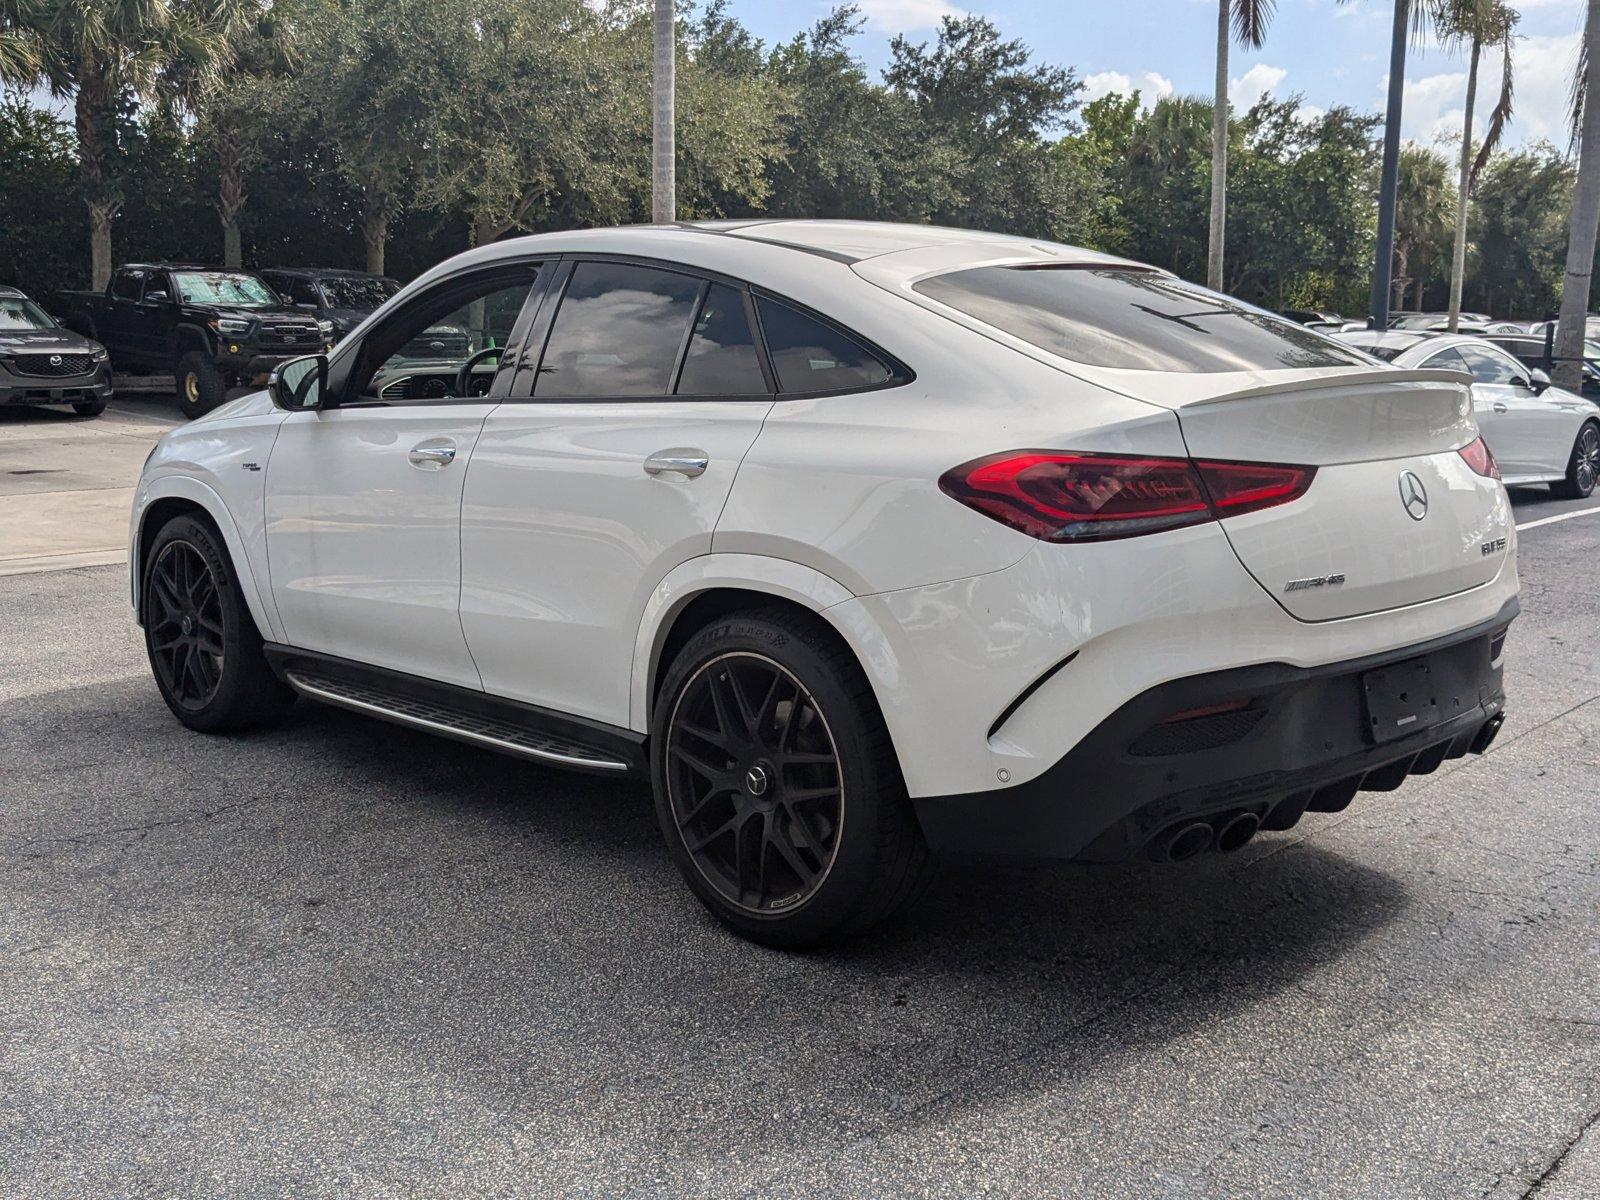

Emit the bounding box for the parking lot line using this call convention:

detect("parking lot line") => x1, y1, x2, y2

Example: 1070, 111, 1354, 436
1516, 504, 1600, 533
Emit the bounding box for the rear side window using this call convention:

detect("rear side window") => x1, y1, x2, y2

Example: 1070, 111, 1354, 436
755, 296, 892, 393
913, 265, 1367, 374
112, 270, 144, 301
1421, 346, 1469, 373
676, 284, 766, 396
537, 262, 700, 397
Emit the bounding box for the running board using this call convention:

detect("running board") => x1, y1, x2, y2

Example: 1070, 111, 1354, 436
265, 646, 645, 777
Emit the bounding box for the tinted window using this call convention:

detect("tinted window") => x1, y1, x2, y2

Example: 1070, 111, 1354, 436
1360, 343, 1408, 363
1421, 346, 1469, 372
537, 262, 701, 397
321, 274, 397, 310
755, 296, 892, 393
111, 271, 144, 301
676, 284, 766, 395
1456, 345, 1524, 385
913, 265, 1366, 373
287, 278, 321, 307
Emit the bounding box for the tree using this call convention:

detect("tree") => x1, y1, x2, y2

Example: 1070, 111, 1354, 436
0, 0, 248, 288
1555, 0, 1600, 392
1467, 143, 1570, 318
1442, 0, 1517, 331
1392, 145, 1454, 310
1209, 0, 1274, 291
190, 1, 297, 267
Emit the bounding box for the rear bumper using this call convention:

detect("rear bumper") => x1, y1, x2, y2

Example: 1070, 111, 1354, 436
912, 596, 1516, 862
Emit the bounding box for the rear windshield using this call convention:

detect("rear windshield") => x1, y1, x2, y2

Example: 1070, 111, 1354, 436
913, 265, 1366, 373
321, 275, 398, 310
1359, 343, 1408, 362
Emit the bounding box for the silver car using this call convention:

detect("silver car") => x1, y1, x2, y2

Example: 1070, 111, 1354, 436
1338, 330, 1598, 497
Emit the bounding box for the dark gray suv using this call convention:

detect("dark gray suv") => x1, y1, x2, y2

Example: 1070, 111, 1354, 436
0, 286, 113, 417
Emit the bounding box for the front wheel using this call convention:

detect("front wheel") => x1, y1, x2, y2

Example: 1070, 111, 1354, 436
1551, 421, 1599, 499
72, 401, 106, 417
651, 610, 933, 947
142, 513, 296, 732
175, 351, 226, 420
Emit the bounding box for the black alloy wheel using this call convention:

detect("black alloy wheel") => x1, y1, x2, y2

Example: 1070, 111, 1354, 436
146, 538, 226, 710
664, 652, 844, 915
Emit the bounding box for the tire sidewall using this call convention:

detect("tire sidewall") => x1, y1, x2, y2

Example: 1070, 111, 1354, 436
176, 352, 224, 420
143, 514, 257, 731
650, 613, 901, 945
1573, 421, 1599, 498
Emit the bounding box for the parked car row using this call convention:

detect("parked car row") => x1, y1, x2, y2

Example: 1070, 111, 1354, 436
0, 285, 113, 417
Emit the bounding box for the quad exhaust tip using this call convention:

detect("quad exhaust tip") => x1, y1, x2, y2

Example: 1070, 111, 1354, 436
1157, 821, 1215, 863
1214, 810, 1261, 853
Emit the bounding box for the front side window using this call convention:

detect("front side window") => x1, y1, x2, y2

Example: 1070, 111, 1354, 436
0, 296, 56, 330
676, 284, 766, 395
171, 271, 278, 309
537, 262, 702, 397
1456, 345, 1524, 386
354, 268, 543, 402
914, 265, 1367, 374
321, 275, 398, 311
755, 296, 892, 393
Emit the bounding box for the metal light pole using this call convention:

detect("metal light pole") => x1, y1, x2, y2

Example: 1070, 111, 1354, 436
1370, 0, 1410, 331
651, 0, 675, 224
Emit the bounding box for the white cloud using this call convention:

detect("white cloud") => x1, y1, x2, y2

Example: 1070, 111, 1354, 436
1396, 31, 1580, 148
1081, 70, 1175, 109
1230, 63, 1288, 109
1296, 104, 1328, 125
855, 0, 964, 32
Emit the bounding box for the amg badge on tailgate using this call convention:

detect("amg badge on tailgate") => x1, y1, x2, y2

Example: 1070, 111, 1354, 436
1284, 573, 1346, 593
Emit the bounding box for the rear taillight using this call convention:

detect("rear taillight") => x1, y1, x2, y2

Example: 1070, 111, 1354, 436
938, 451, 1315, 543
1458, 435, 1500, 480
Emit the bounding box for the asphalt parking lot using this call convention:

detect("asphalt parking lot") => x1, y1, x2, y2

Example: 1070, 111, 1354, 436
1, 396, 1598, 1198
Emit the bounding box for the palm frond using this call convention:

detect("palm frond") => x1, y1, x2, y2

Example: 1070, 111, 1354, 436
1573, 29, 1589, 151
1231, 0, 1276, 49
1470, 28, 1513, 189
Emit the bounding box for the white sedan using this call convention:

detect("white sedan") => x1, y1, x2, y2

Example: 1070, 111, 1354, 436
130, 222, 1518, 944
1339, 329, 1598, 496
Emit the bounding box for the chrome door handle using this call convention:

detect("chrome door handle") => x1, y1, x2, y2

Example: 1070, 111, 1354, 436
643, 450, 708, 478
408, 440, 457, 469
1492, 402, 1509, 414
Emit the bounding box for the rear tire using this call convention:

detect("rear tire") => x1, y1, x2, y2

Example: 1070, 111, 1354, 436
175, 351, 226, 420
142, 513, 296, 732
1550, 420, 1599, 500
651, 608, 934, 947
72, 401, 105, 417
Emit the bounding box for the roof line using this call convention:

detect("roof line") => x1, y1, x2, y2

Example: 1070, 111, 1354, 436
672, 222, 861, 265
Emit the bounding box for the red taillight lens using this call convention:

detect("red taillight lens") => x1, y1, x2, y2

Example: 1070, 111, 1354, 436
939, 451, 1315, 543
1458, 435, 1501, 480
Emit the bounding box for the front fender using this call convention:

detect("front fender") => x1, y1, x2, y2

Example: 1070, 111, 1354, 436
129, 472, 282, 643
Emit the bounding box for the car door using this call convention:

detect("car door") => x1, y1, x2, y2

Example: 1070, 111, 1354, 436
459, 259, 777, 727
264, 261, 550, 688
1456, 343, 1570, 478
103, 268, 146, 363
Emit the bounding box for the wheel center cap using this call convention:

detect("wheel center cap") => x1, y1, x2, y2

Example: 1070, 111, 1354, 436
744, 763, 770, 797
180, 613, 196, 636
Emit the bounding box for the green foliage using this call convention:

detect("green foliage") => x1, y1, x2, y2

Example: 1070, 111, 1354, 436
0, 0, 1582, 323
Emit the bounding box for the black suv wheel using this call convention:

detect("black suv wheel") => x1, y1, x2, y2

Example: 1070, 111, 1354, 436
142, 513, 295, 731
651, 609, 933, 946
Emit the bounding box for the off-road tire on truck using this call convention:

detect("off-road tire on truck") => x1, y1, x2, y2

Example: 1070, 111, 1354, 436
176, 350, 227, 420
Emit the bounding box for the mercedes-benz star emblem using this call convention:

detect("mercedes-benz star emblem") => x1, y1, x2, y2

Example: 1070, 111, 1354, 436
1399, 470, 1429, 521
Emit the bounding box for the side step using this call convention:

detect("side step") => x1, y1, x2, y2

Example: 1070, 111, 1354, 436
265, 646, 645, 777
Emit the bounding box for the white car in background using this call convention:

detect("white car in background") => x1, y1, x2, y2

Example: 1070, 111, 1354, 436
1338, 329, 1599, 497
129, 221, 1518, 945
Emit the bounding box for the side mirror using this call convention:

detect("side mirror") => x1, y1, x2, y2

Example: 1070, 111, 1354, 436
269, 354, 329, 411
1527, 367, 1551, 394
144, 290, 170, 303
295, 302, 318, 312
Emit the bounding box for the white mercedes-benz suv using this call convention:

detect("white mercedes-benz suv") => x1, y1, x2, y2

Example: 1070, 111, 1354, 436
130, 221, 1518, 945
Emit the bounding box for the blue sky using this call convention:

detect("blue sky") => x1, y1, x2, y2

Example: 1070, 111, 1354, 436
728, 0, 1589, 149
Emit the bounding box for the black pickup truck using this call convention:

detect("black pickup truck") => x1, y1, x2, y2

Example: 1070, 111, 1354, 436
60, 263, 330, 418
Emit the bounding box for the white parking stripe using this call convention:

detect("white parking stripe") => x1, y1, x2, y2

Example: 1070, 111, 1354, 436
1516, 504, 1600, 532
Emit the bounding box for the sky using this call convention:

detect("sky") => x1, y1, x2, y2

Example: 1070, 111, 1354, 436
17, 0, 1588, 152
728, 0, 1590, 151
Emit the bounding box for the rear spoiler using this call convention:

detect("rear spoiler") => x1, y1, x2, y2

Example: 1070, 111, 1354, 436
1177, 367, 1472, 409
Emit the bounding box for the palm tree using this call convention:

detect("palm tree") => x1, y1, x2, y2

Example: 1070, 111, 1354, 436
1208, 0, 1274, 292
0, 0, 247, 289
1555, 0, 1600, 392
1443, 0, 1518, 332
1394, 145, 1455, 311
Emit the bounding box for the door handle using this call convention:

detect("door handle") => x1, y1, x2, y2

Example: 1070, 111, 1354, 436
1492, 402, 1509, 414
408, 440, 457, 469
643, 450, 708, 478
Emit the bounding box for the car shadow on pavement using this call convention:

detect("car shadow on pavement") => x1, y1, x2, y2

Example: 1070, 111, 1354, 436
2, 676, 1408, 1190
